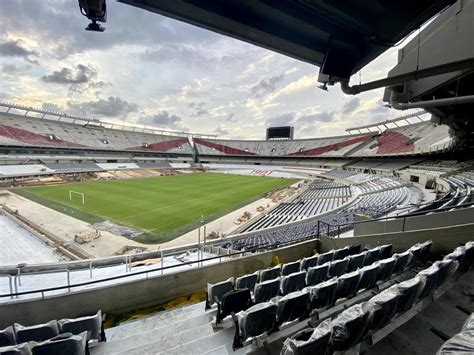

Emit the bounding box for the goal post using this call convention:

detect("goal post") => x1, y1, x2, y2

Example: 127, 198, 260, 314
69, 190, 85, 205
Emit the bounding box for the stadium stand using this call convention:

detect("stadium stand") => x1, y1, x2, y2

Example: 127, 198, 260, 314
0, 112, 193, 154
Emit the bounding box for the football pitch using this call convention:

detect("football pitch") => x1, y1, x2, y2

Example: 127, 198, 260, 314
15, 173, 297, 244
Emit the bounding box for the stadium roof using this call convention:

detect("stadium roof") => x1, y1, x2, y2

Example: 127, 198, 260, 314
119, 0, 455, 80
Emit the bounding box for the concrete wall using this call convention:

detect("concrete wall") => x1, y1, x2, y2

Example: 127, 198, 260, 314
320, 222, 474, 255
354, 207, 474, 235
0, 239, 319, 328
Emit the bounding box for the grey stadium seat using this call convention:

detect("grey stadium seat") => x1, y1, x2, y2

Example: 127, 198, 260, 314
331, 302, 372, 351
206, 278, 233, 309
58, 310, 104, 342
0, 342, 32, 355
254, 278, 281, 303
328, 258, 349, 278
233, 302, 277, 350
281, 271, 306, 296
357, 263, 380, 291
378, 244, 393, 259
259, 266, 281, 282
368, 290, 400, 330
363, 247, 380, 266
300, 255, 319, 271
317, 251, 334, 265
392, 251, 411, 274
281, 319, 332, 355
417, 265, 440, 299
274, 290, 310, 326
333, 246, 350, 260
306, 264, 329, 287
393, 277, 424, 313
31, 332, 87, 355
0, 326, 15, 347
307, 278, 338, 310
336, 270, 360, 300
377, 257, 396, 282
282, 261, 301, 276
236, 273, 258, 291
346, 252, 366, 272
14, 321, 59, 344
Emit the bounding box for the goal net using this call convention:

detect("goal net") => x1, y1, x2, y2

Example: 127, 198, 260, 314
69, 190, 85, 205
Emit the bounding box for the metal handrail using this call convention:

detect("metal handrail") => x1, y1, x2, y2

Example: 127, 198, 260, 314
0, 237, 317, 299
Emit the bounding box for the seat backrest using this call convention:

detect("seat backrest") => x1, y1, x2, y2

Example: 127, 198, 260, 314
254, 278, 281, 303
419, 241, 432, 261
238, 302, 277, 340
236, 273, 258, 292
306, 264, 329, 287
317, 251, 334, 265
434, 259, 457, 287
219, 289, 252, 322
259, 266, 281, 282
0, 326, 16, 347
395, 277, 424, 313
331, 302, 372, 351
282, 319, 332, 355
300, 255, 319, 271
308, 278, 338, 309
368, 290, 399, 330
392, 251, 411, 274
363, 247, 380, 266
417, 265, 439, 299
346, 252, 366, 272
378, 244, 393, 259
281, 271, 306, 296
348, 244, 362, 255
275, 290, 310, 325
333, 246, 350, 260
58, 310, 103, 342
377, 257, 396, 282
14, 321, 59, 344
336, 270, 360, 300
328, 259, 349, 278
357, 263, 380, 291
207, 278, 234, 306
31, 332, 87, 355
282, 261, 301, 276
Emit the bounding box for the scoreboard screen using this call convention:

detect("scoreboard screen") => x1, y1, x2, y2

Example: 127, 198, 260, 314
266, 126, 294, 140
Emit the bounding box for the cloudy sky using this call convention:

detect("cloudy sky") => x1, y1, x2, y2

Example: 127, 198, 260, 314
0, 1, 422, 139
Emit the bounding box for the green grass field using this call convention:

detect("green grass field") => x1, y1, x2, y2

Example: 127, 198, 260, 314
15, 173, 297, 244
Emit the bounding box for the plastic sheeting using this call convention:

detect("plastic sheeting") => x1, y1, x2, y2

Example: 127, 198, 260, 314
308, 278, 338, 310
463, 313, 474, 331
318, 251, 335, 265
391, 277, 425, 313
433, 259, 458, 288
58, 310, 102, 342
0, 327, 15, 347
217, 289, 252, 323
364, 247, 380, 266
417, 264, 440, 299
336, 270, 360, 300
281, 319, 332, 355
274, 290, 310, 326
238, 302, 277, 341
436, 330, 474, 354
300, 255, 319, 271
328, 259, 349, 278
282, 261, 301, 276
31, 331, 87, 355
379, 244, 393, 259
346, 252, 366, 272
377, 257, 396, 282
333, 246, 350, 260
260, 266, 281, 282
254, 278, 281, 303
331, 302, 372, 351
207, 278, 233, 306
368, 290, 399, 330
357, 263, 380, 291
281, 271, 306, 296
306, 264, 329, 287
14, 321, 59, 344
236, 273, 258, 291
0, 342, 32, 355
392, 251, 411, 274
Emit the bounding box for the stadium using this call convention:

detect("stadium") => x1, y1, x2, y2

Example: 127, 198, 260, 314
0, 1, 473, 354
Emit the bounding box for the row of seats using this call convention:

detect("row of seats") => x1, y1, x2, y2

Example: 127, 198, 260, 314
0, 310, 104, 355
437, 313, 474, 354
231, 241, 433, 350
206, 245, 364, 310
281, 241, 474, 354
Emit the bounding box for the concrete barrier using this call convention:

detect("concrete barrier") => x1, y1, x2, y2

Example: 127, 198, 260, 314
0, 239, 319, 328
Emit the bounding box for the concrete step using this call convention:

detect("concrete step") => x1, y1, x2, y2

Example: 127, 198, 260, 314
158, 327, 236, 355
93, 322, 215, 355
116, 323, 216, 355
106, 301, 210, 340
